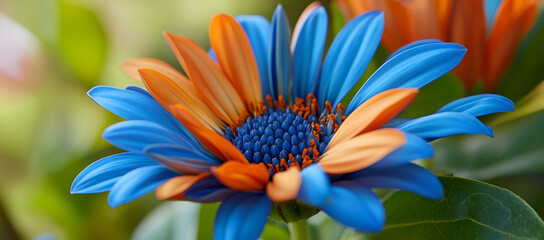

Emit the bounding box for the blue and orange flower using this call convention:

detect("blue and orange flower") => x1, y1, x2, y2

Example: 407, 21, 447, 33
71, 3, 513, 239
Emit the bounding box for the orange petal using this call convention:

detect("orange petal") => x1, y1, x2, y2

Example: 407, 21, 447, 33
485, 0, 541, 91
164, 32, 246, 125
432, 0, 453, 40
328, 88, 417, 148
449, 0, 486, 90
138, 69, 225, 132
408, 0, 442, 41
210, 14, 262, 114
171, 105, 247, 163
212, 161, 269, 191
379, 0, 413, 52
121, 58, 190, 83
266, 167, 301, 202
156, 172, 211, 200
319, 128, 406, 174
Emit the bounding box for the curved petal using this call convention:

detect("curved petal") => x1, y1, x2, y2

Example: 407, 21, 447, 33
184, 175, 236, 203
397, 112, 494, 140
214, 192, 272, 240
171, 105, 247, 163
319, 11, 384, 109
210, 14, 262, 113
347, 42, 467, 114
138, 68, 225, 132
266, 167, 301, 202
108, 165, 179, 208
292, 4, 328, 99
269, 5, 291, 99
71, 153, 158, 194
297, 164, 330, 206
211, 161, 269, 191
347, 163, 444, 200
385, 39, 443, 61
155, 172, 211, 200
319, 128, 406, 174
120, 58, 189, 83
102, 120, 193, 152
436, 94, 514, 117
370, 132, 434, 169
236, 15, 271, 98
328, 88, 418, 148
164, 32, 246, 125
145, 144, 221, 174
88, 86, 182, 132
321, 183, 385, 233
125, 85, 153, 98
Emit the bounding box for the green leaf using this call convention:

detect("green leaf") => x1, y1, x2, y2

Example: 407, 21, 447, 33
197, 203, 219, 240
261, 220, 290, 240
370, 176, 544, 240
432, 110, 544, 180
132, 202, 200, 240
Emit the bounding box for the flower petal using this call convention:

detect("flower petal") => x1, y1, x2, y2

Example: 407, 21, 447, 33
145, 144, 221, 174
328, 88, 418, 148
171, 105, 247, 163
88, 86, 182, 132
347, 163, 444, 200
266, 167, 301, 202
297, 164, 330, 206
236, 15, 271, 98
211, 161, 269, 191
292, 4, 328, 99
210, 14, 262, 113
71, 152, 158, 194
385, 39, 443, 61
321, 183, 385, 233
319, 128, 406, 174
155, 172, 211, 200
120, 58, 189, 82
397, 112, 494, 140
102, 120, 193, 152
184, 175, 236, 203
347, 42, 466, 114
138, 68, 225, 132
214, 192, 272, 240
436, 94, 514, 117
319, 11, 384, 109
108, 165, 179, 208
164, 32, 246, 124
269, 5, 292, 99
370, 133, 434, 169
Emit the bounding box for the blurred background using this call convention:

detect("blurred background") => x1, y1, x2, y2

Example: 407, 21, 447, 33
1, 0, 543, 239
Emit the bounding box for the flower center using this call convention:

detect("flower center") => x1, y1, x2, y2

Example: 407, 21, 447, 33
225, 94, 346, 175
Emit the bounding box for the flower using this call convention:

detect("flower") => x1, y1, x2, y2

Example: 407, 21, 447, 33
71, 3, 514, 239
335, 0, 543, 92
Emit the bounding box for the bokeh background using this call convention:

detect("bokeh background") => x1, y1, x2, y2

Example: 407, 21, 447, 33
1, 0, 543, 239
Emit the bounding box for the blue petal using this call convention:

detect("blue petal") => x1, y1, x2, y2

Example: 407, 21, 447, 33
347, 163, 444, 200
370, 133, 434, 169
88, 86, 183, 133
71, 152, 158, 194
214, 192, 272, 240
184, 175, 236, 203
125, 85, 153, 98
108, 165, 179, 208
321, 183, 384, 233
103, 120, 195, 152
396, 112, 494, 141
269, 5, 291, 99
208, 48, 218, 62
385, 39, 443, 61
236, 15, 272, 98
319, 11, 384, 109
436, 94, 514, 117
144, 144, 221, 174
292, 6, 328, 99
485, 0, 502, 28
346, 43, 467, 114
297, 164, 330, 206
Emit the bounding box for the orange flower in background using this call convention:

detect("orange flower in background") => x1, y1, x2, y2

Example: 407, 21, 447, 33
336, 0, 543, 92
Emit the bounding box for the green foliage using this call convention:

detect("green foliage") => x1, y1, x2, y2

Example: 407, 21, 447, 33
369, 176, 544, 240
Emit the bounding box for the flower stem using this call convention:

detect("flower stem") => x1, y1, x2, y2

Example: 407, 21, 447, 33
288, 220, 309, 240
